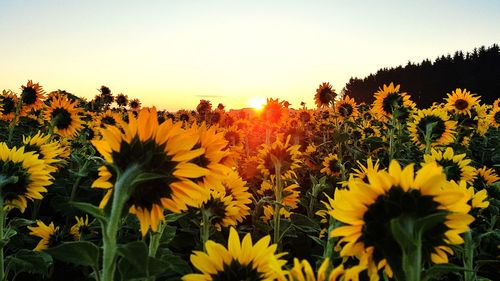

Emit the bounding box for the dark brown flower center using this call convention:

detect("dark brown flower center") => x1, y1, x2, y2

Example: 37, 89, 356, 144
454, 99, 469, 110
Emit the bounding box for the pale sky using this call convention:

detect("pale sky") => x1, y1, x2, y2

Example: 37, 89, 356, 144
1, 0, 499, 111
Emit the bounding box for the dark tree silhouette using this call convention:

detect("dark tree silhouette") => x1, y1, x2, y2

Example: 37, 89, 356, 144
343, 44, 500, 107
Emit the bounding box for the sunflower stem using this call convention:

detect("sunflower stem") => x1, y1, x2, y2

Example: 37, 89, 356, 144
101, 164, 141, 281
0, 175, 18, 281
6, 99, 23, 145
70, 158, 90, 202
322, 216, 337, 261
200, 208, 211, 251
148, 220, 166, 258
272, 160, 283, 250
463, 230, 475, 281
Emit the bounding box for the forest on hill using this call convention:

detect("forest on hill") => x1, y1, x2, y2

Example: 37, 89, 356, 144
342, 44, 500, 107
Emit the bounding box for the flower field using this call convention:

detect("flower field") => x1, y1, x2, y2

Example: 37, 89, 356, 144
0, 81, 499, 281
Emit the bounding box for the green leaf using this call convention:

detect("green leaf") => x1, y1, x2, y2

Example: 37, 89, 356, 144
291, 213, 321, 233
7, 218, 35, 228
71, 201, 108, 224
5, 249, 52, 276
117, 241, 151, 279
422, 264, 470, 281
45, 241, 99, 267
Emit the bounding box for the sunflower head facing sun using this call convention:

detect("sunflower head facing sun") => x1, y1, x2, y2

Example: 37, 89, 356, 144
445, 88, 480, 116
44, 95, 83, 138
20, 80, 45, 112
329, 160, 473, 279
407, 108, 457, 150
182, 227, 287, 281
314, 82, 336, 108
92, 107, 211, 236
335, 95, 359, 121
372, 82, 415, 120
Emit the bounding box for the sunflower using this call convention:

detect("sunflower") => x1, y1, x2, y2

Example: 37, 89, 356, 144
297, 108, 313, 124
239, 156, 261, 181
488, 107, 500, 128
257, 135, 301, 179
129, 98, 141, 112
22, 131, 66, 173
20, 80, 45, 112
445, 88, 480, 116
70, 215, 91, 240
447, 180, 489, 209
44, 95, 83, 137
261, 98, 289, 125
221, 170, 252, 225
335, 95, 359, 121
97, 109, 123, 129
423, 147, 476, 184
189, 123, 233, 191
182, 227, 287, 281
493, 98, 500, 109
329, 161, 473, 278
356, 121, 381, 140
0, 90, 19, 121
315, 82, 336, 108
176, 109, 195, 125
196, 99, 212, 117
92, 107, 210, 236
28, 220, 74, 251
287, 258, 331, 281
0, 143, 52, 213
320, 154, 342, 177
115, 93, 128, 107
407, 108, 457, 150
372, 83, 415, 120
473, 166, 500, 190
350, 157, 382, 183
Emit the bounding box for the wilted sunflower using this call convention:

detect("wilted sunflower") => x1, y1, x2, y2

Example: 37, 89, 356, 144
315, 82, 336, 108
0, 90, 19, 121
257, 135, 301, 179
129, 98, 141, 112
335, 95, 359, 121
330, 161, 473, 278
445, 88, 480, 116
23, 131, 66, 173
372, 83, 415, 120
182, 227, 287, 281
423, 147, 476, 184
92, 107, 210, 236
0, 143, 52, 213
488, 107, 500, 128
408, 108, 457, 150
20, 80, 45, 112
320, 153, 342, 177
44, 95, 83, 137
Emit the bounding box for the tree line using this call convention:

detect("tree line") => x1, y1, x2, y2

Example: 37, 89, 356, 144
342, 44, 500, 107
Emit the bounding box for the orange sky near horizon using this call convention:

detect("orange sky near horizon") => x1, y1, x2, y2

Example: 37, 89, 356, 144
1, 0, 499, 111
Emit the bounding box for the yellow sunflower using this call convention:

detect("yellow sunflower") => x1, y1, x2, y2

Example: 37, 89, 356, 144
44, 95, 83, 137
350, 157, 382, 183
20, 80, 45, 112
474, 166, 500, 188
221, 125, 245, 155
445, 88, 480, 116
221, 170, 252, 225
0, 90, 19, 121
28, 221, 74, 251
372, 83, 415, 120
261, 98, 289, 125
91, 107, 210, 236
488, 107, 500, 128
182, 227, 287, 281
446, 180, 489, 209
320, 153, 342, 177
97, 109, 123, 129
335, 95, 359, 121
287, 258, 333, 281
23, 131, 66, 173
356, 121, 381, 140
493, 98, 500, 109
70, 215, 91, 240
315, 82, 336, 108
423, 147, 477, 184
257, 135, 301, 179
329, 161, 473, 278
407, 108, 457, 150
0, 143, 52, 213
176, 109, 195, 125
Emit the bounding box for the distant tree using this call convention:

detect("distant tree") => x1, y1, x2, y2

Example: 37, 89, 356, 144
343, 44, 500, 107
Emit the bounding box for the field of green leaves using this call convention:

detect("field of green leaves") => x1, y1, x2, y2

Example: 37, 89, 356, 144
0, 81, 498, 281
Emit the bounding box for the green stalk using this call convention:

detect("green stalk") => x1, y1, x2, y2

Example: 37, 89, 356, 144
272, 161, 283, 250
148, 220, 166, 258
0, 175, 18, 281
7, 100, 23, 144
69, 159, 90, 202
463, 231, 475, 281
388, 114, 396, 161
101, 164, 140, 281
322, 216, 336, 261
200, 208, 211, 250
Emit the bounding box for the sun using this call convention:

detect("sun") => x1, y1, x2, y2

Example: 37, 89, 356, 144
248, 96, 266, 110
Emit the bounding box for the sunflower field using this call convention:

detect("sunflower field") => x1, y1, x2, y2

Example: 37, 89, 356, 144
0, 80, 499, 281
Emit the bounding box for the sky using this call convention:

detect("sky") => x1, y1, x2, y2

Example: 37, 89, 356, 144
1, 0, 499, 111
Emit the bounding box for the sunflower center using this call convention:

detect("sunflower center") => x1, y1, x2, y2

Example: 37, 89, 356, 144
338, 104, 353, 118
363, 127, 375, 136
1, 97, 16, 114
51, 108, 72, 129
382, 93, 403, 114
361, 187, 447, 264
319, 88, 333, 104
117, 95, 127, 106
179, 113, 189, 121
494, 111, 500, 123
111, 138, 176, 210
101, 116, 116, 127
416, 115, 446, 144
363, 112, 372, 120
454, 99, 469, 110
328, 159, 341, 174
438, 160, 463, 182
131, 101, 139, 108
211, 260, 263, 281
21, 87, 38, 105
1, 163, 31, 202
48, 228, 73, 248
24, 144, 45, 159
